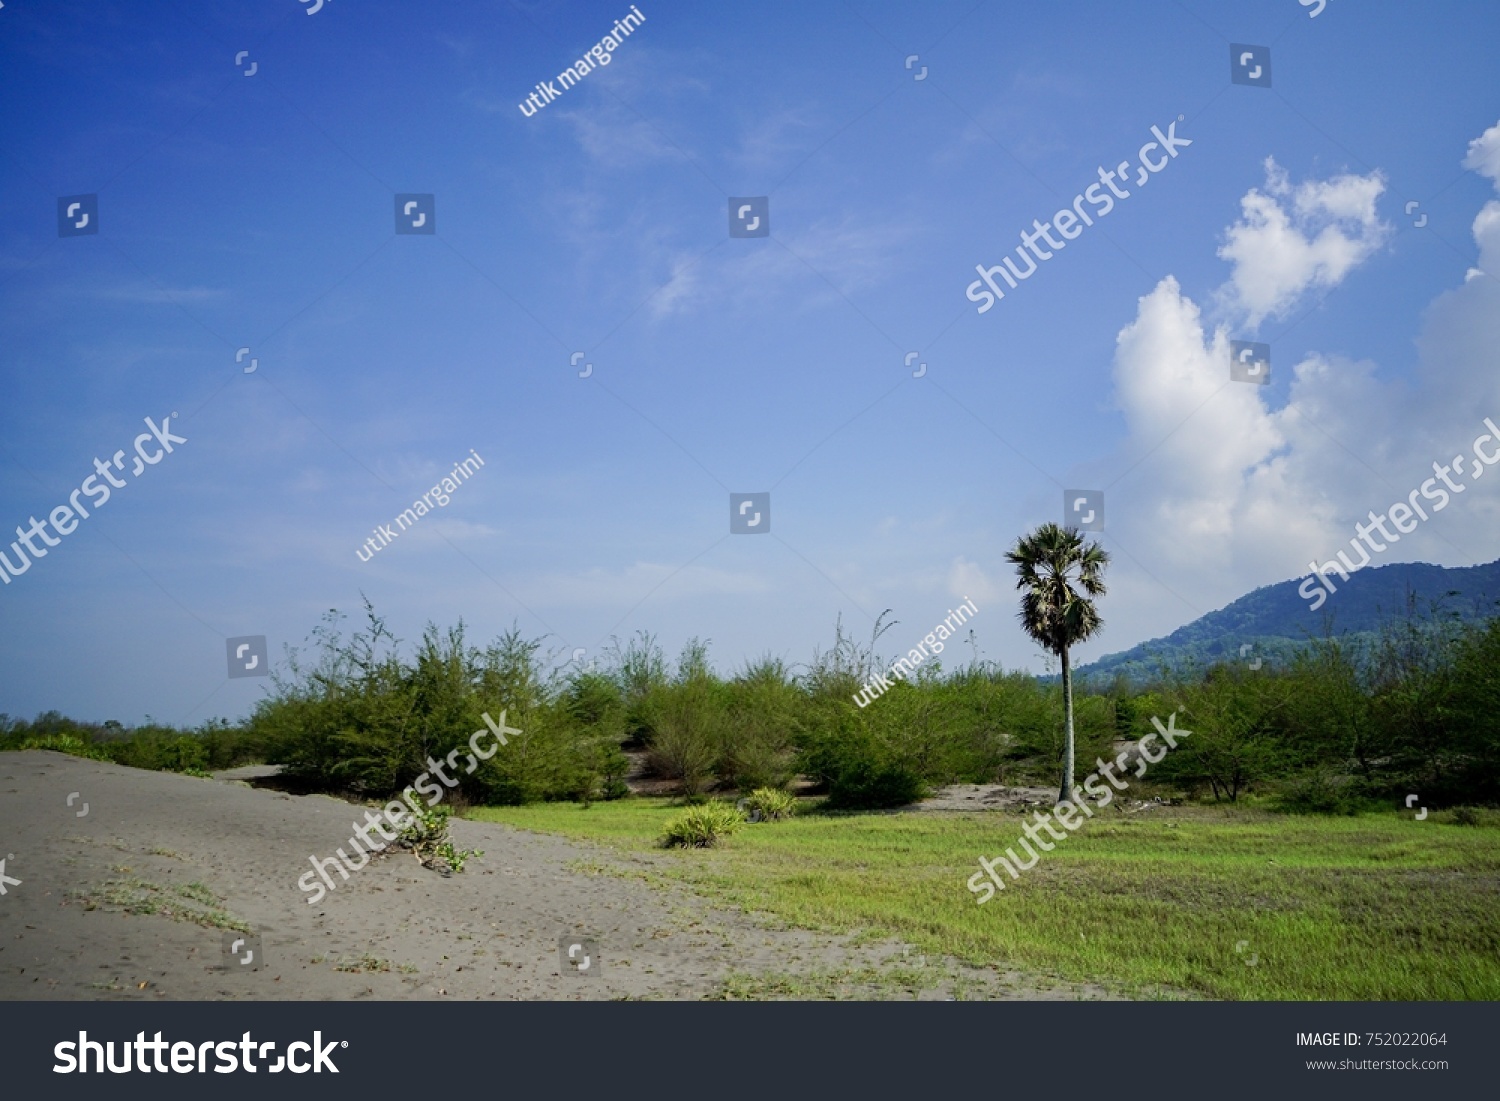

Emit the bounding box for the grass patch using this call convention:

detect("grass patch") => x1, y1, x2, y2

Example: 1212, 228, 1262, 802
71, 876, 248, 932
662, 801, 745, 848
716, 964, 941, 1001
469, 798, 1500, 1000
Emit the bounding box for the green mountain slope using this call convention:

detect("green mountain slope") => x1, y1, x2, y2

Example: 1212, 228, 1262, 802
1074, 558, 1500, 685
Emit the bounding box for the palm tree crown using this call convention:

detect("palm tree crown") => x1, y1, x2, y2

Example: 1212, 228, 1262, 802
1005, 523, 1110, 654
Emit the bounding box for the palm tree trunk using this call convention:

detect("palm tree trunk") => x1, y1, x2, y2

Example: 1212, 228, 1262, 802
1059, 644, 1076, 805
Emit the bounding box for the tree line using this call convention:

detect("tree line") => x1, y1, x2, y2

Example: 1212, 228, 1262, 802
6, 594, 1495, 812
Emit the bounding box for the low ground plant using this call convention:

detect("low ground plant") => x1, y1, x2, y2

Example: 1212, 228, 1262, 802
662, 801, 746, 848
394, 803, 482, 873
742, 787, 796, 821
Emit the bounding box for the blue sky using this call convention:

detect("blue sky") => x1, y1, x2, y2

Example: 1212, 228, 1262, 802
2, 0, 1498, 724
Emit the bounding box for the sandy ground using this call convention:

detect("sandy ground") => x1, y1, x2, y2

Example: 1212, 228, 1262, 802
915, 783, 1172, 814
0, 752, 1120, 1001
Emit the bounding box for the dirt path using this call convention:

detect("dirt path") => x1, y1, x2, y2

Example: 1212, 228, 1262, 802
0, 752, 1117, 1001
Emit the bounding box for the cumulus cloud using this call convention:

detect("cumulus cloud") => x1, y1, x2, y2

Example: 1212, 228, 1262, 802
1462, 120, 1500, 185
1460, 120, 1500, 284
1215, 158, 1391, 327
1093, 127, 1500, 641
1107, 278, 1342, 589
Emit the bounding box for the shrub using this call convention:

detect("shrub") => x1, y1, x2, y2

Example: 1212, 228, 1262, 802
717, 659, 801, 791
393, 803, 481, 873
106, 729, 211, 774
11, 733, 112, 761
797, 700, 928, 810
742, 786, 795, 821
825, 760, 925, 809
661, 802, 745, 848
1451, 806, 1481, 826
1274, 771, 1363, 815
4, 720, 259, 775
641, 651, 724, 798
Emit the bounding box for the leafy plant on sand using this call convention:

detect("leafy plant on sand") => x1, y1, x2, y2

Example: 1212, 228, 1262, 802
662, 802, 746, 848
393, 803, 482, 873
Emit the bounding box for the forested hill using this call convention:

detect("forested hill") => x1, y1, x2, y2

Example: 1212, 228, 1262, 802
1073, 558, 1500, 684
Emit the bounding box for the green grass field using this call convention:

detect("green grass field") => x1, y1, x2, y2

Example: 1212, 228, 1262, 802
468, 799, 1500, 1000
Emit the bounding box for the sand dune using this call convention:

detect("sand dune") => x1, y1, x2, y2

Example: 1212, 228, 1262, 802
0, 751, 1112, 1000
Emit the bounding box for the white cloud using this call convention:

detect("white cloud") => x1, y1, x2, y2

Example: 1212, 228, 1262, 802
647, 250, 710, 318
1460, 119, 1500, 284
557, 103, 682, 169
947, 556, 1007, 606
1462, 120, 1500, 186
1091, 130, 1500, 646
648, 213, 914, 319
1107, 278, 1336, 586
729, 107, 821, 174
1215, 158, 1390, 328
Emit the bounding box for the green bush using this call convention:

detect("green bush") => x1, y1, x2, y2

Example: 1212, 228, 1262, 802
393, 803, 482, 873
719, 660, 800, 791
252, 607, 630, 806
640, 641, 725, 797
106, 729, 211, 774
1274, 771, 1364, 816
825, 759, 925, 809
661, 802, 745, 847
10, 733, 112, 761
797, 698, 927, 810
2, 715, 262, 775
742, 786, 795, 821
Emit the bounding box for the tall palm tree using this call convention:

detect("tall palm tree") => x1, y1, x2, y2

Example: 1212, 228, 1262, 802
1005, 523, 1110, 804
